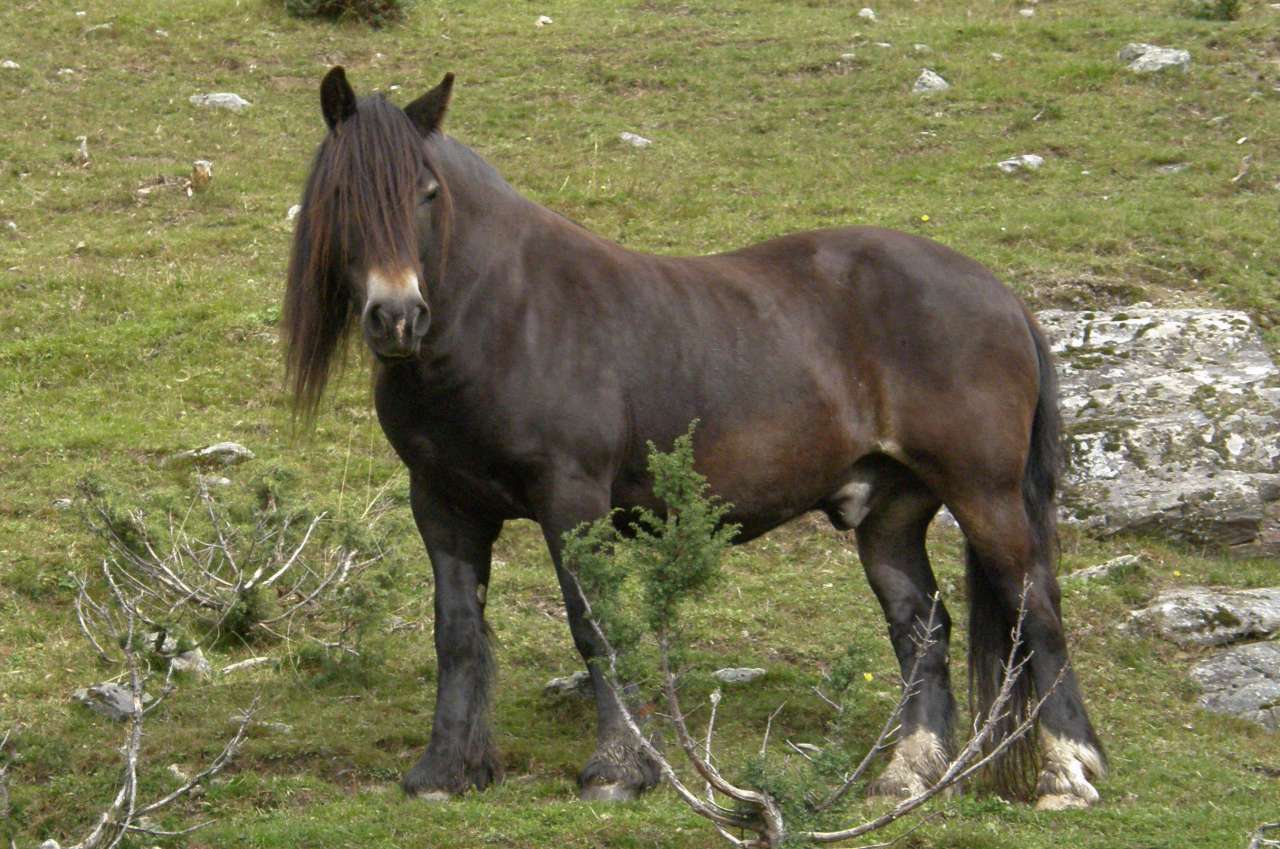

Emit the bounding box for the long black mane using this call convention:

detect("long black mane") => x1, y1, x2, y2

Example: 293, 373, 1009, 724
283, 96, 433, 415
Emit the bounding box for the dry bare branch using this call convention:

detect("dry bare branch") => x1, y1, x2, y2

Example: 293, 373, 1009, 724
78, 483, 379, 650
1249, 822, 1280, 849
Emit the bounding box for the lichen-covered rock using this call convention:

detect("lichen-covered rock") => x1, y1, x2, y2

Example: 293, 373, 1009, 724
1190, 642, 1280, 729
1130, 587, 1280, 647
1037, 308, 1280, 555
544, 670, 593, 699
713, 667, 766, 685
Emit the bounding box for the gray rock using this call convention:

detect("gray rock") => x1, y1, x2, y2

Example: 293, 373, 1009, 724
1191, 642, 1280, 729
619, 132, 652, 149
73, 683, 153, 722
171, 648, 212, 678
713, 667, 767, 685
912, 69, 950, 95
143, 630, 180, 655
997, 154, 1044, 173
858, 7, 877, 21
1, 60, 19, 70
544, 670, 593, 699
1038, 308, 1280, 555
165, 441, 255, 467
1019, 7, 1036, 16
197, 474, 232, 489
1118, 43, 1191, 74
1156, 162, 1189, 174
39, 841, 62, 849
1130, 587, 1280, 647
189, 92, 252, 112
52, 496, 73, 510
1064, 554, 1144, 582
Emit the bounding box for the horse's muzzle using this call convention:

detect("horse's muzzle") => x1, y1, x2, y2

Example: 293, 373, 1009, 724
363, 294, 430, 360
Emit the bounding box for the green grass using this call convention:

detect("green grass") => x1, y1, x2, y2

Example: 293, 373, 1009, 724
1, 0, 1278, 847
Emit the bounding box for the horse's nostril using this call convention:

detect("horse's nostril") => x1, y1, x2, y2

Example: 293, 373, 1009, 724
366, 303, 389, 336
411, 302, 431, 338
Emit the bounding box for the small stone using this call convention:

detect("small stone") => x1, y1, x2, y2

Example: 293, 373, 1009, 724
191, 159, 212, 190
858, 7, 877, 21
196, 474, 232, 489
1064, 554, 1144, 582
73, 683, 153, 722
535, 15, 553, 27
1156, 162, 1189, 174
165, 441, 255, 467
171, 648, 212, 678
1, 60, 19, 70
912, 69, 950, 95
40, 841, 62, 849
544, 670, 593, 699
57, 68, 76, 77
1019, 6, 1035, 16
143, 630, 181, 656
913, 44, 932, 54
52, 496, 73, 510
1118, 43, 1191, 74
873, 41, 892, 48
839, 52, 857, 61
619, 131, 652, 148
189, 92, 252, 112
73, 136, 90, 167
286, 203, 302, 222
997, 154, 1045, 173
713, 667, 767, 685
989, 52, 1005, 61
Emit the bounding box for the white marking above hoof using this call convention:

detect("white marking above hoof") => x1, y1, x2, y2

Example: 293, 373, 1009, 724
415, 789, 454, 802
1036, 793, 1092, 811
580, 781, 638, 802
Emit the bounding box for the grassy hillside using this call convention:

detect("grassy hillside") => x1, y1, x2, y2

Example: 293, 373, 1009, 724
1, 0, 1278, 847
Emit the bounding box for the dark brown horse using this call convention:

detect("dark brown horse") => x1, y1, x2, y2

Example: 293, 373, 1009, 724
284, 68, 1105, 809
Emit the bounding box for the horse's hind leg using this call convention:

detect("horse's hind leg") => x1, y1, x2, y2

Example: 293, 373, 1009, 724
835, 466, 953, 798
951, 490, 1105, 809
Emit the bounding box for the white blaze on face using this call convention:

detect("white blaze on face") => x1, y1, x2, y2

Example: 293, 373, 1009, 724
366, 267, 422, 302
365, 267, 423, 343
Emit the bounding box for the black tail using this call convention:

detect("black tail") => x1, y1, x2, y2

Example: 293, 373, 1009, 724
965, 314, 1062, 799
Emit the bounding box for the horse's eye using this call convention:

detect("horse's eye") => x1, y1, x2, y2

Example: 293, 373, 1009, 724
421, 181, 439, 204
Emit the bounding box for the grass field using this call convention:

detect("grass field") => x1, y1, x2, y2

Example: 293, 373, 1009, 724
1, 0, 1278, 846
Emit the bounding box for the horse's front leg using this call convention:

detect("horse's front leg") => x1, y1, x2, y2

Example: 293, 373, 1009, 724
536, 476, 661, 802
402, 477, 504, 799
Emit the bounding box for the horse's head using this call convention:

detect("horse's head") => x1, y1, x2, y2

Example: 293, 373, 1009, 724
284, 67, 454, 412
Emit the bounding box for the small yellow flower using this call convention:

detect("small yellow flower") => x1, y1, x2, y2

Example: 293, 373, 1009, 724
920, 214, 930, 222
1173, 570, 1182, 577
863, 672, 874, 682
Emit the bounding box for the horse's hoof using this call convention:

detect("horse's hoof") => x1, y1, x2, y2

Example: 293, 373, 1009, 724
1035, 793, 1092, 811
580, 781, 639, 802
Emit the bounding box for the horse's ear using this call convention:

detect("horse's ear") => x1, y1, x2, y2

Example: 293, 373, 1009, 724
320, 66, 357, 131
405, 72, 455, 136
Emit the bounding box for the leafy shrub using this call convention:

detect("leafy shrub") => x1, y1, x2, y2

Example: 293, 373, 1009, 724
284, 0, 412, 27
